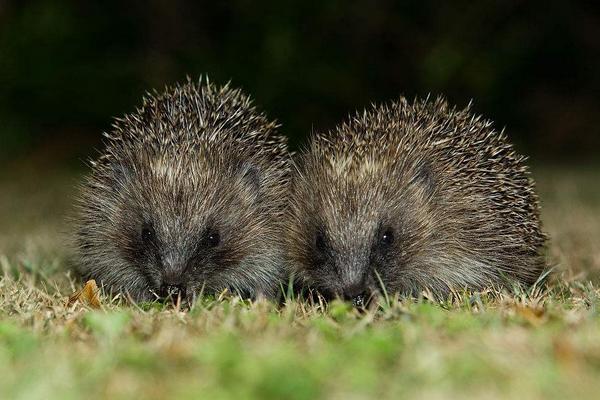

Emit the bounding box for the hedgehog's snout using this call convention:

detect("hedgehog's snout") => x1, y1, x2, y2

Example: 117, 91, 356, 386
159, 267, 188, 300
158, 251, 190, 300
340, 282, 369, 307
159, 282, 187, 301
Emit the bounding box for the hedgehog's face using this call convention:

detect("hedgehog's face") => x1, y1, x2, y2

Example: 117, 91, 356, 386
301, 214, 402, 306
288, 155, 437, 304
78, 154, 280, 303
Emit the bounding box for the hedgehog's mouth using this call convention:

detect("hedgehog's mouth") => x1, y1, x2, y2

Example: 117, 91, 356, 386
307, 286, 377, 309
146, 281, 257, 304
342, 291, 377, 309
147, 286, 195, 308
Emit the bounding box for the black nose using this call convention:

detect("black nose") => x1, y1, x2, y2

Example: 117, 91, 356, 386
342, 283, 368, 307
351, 294, 367, 308
159, 283, 186, 300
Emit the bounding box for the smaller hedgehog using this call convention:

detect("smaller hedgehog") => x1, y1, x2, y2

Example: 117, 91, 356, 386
285, 97, 546, 304
74, 78, 290, 302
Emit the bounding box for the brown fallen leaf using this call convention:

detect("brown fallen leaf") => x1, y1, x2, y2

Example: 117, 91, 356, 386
514, 304, 545, 326
67, 279, 102, 308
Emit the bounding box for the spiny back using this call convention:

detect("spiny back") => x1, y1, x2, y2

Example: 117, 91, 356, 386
306, 96, 544, 251
100, 78, 288, 172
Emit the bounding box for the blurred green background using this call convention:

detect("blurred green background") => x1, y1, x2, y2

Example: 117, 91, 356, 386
0, 0, 598, 168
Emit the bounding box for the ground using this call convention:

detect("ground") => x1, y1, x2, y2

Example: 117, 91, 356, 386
0, 164, 599, 400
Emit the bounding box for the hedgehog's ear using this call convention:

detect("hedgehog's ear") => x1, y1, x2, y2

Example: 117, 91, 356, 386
106, 162, 133, 189
238, 162, 261, 199
411, 161, 436, 197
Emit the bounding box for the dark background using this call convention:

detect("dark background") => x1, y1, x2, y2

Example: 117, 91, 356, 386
1, 0, 598, 168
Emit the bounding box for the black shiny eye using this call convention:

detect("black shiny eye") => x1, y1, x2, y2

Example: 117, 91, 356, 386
381, 229, 394, 246
141, 224, 155, 244
207, 231, 220, 247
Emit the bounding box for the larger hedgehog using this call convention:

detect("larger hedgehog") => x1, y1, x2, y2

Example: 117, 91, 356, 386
286, 97, 546, 303
75, 79, 290, 302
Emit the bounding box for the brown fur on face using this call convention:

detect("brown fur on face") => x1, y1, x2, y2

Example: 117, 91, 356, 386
74, 79, 291, 302
286, 97, 546, 300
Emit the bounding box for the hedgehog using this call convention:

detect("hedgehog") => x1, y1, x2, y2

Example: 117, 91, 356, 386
74, 78, 290, 303
285, 97, 546, 304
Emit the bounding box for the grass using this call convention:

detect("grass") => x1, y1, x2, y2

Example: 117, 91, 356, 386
0, 163, 599, 399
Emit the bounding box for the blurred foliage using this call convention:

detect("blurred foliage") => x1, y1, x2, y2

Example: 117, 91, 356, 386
0, 0, 598, 164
